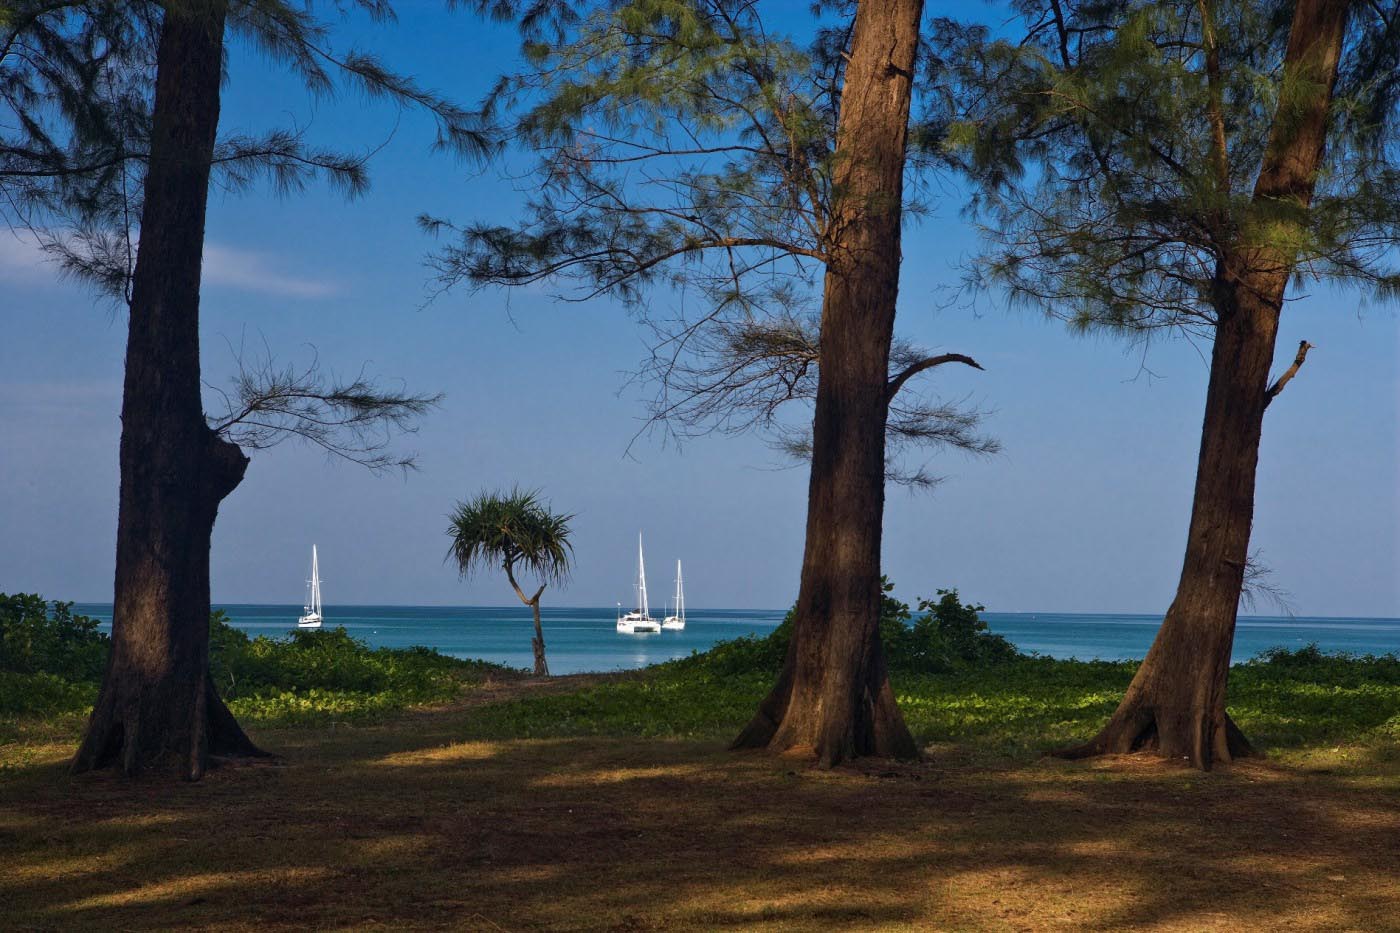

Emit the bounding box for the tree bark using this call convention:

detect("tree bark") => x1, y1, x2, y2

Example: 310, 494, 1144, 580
732, 0, 924, 768
71, 0, 264, 779
529, 599, 549, 677
505, 562, 549, 677
1057, 0, 1350, 770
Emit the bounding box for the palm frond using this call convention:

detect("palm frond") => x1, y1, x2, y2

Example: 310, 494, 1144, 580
446, 487, 574, 585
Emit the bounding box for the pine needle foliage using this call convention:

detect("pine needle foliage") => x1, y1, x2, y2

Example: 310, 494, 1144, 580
3, 0, 481, 471
2, 0, 493, 296
936, 0, 1400, 334
424, 0, 994, 485
205, 347, 443, 473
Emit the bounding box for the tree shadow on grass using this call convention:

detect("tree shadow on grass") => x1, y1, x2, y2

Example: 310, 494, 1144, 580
3, 686, 1398, 931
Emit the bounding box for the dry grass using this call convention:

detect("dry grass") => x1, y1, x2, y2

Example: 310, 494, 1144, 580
3, 676, 1398, 932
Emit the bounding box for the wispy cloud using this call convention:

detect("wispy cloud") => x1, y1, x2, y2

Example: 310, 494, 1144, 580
0, 233, 338, 298
0, 232, 55, 283
202, 244, 340, 298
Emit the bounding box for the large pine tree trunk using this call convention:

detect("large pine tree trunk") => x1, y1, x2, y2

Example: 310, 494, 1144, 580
1057, 289, 1277, 766
1058, 0, 1349, 770
732, 0, 923, 768
72, 0, 263, 779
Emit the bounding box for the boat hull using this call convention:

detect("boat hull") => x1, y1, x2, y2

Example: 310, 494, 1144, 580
617, 615, 660, 634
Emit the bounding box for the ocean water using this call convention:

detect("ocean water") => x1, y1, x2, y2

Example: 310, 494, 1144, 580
981, 612, 1400, 664
74, 603, 1400, 675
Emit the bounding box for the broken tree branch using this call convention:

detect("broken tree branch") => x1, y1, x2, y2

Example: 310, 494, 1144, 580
1265, 339, 1313, 408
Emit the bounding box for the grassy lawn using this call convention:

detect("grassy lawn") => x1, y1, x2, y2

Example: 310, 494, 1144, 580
3, 656, 1398, 931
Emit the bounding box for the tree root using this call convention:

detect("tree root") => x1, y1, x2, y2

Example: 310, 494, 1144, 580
72, 679, 268, 780
1053, 705, 1254, 770
731, 661, 918, 767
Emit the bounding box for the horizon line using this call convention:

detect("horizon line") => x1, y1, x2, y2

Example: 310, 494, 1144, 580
62, 600, 1400, 622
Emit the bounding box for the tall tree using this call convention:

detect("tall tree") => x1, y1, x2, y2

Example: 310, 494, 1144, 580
70, 0, 258, 777
944, 0, 1399, 767
447, 488, 575, 676
731, 0, 928, 765
428, 0, 991, 765
3, 0, 485, 778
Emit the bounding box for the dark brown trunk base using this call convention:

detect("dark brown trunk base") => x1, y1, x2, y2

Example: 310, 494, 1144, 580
1053, 706, 1253, 769
72, 678, 267, 781
732, 644, 919, 768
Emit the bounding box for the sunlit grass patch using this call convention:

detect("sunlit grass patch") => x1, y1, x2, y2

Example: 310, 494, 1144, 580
54, 867, 336, 913
372, 741, 499, 767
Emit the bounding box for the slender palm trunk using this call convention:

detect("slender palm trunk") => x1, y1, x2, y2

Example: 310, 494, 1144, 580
732, 0, 924, 767
505, 563, 549, 676
530, 599, 549, 677
72, 0, 263, 779
1059, 0, 1349, 770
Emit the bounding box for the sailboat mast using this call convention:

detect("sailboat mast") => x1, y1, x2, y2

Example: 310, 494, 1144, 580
311, 545, 321, 616
637, 532, 648, 618
677, 560, 684, 621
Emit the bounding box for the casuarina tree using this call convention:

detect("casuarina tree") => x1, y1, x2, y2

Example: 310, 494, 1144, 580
428, 0, 994, 766
942, 0, 1399, 767
448, 489, 575, 676
4, 0, 485, 778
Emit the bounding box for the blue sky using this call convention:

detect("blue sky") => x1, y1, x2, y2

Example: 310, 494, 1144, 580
1, 2, 1397, 615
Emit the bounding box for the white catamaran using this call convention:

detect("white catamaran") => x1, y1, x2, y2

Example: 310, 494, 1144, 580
298, 545, 324, 629
662, 560, 686, 631
617, 533, 660, 633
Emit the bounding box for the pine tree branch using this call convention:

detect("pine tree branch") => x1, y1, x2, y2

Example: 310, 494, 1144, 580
1264, 339, 1313, 408
205, 344, 441, 473
887, 353, 984, 400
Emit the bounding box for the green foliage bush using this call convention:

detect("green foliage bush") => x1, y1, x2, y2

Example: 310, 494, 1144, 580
668, 578, 1019, 679
1247, 644, 1400, 685
884, 587, 1020, 673
0, 671, 99, 718
0, 594, 109, 681
209, 614, 515, 724
0, 599, 516, 724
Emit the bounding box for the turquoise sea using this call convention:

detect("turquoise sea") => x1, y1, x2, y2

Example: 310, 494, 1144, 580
74, 604, 1400, 676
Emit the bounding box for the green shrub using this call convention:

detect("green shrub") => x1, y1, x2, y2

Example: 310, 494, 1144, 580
670, 578, 1019, 680
0, 594, 109, 681
889, 589, 1020, 673
0, 670, 99, 717
0, 597, 519, 723
669, 612, 792, 677
1246, 644, 1400, 685
204, 620, 519, 723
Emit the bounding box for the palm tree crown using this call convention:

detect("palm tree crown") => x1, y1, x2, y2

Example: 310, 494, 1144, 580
447, 488, 573, 585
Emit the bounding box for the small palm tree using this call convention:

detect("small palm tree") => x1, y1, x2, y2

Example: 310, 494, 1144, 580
447, 488, 573, 676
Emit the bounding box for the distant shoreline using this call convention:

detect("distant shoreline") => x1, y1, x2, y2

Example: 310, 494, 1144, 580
64, 603, 1400, 676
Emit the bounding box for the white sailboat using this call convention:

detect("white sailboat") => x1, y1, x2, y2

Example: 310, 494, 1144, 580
617, 532, 660, 634
298, 545, 323, 629
662, 560, 686, 631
